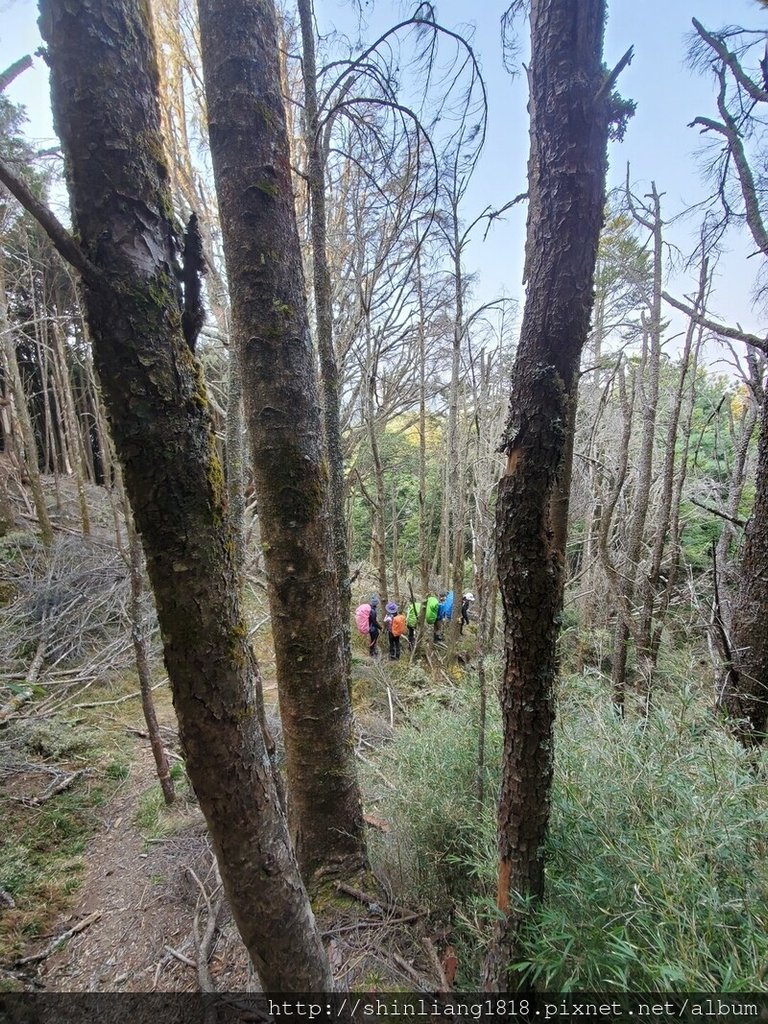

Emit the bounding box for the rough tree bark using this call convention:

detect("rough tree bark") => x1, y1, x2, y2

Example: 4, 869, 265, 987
31, 0, 333, 989
197, 0, 367, 880
485, 0, 627, 989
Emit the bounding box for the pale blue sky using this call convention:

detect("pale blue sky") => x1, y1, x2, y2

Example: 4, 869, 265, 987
2, 0, 766, 353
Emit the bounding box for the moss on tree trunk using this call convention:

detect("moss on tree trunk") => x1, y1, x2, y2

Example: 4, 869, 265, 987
39, 0, 332, 990
197, 0, 366, 881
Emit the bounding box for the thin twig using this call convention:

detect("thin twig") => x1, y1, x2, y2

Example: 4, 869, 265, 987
72, 681, 165, 709
163, 945, 196, 968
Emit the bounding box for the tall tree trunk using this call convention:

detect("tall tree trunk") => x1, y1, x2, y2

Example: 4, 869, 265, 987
367, 364, 389, 605
612, 184, 663, 702
445, 208, 466, 659
598, 363, 635, 712
484, 0, 618, 988
197, 0, 367, 880
416, 247, 430, 595
637, 258, 708, 688
37, 0, 333, 988
297, 0, 353, 676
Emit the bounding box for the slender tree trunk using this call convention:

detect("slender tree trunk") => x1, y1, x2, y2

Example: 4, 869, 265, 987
416, 248, 430, 596
51, 321, 91, 536
197, 0, 367, 879
0, 265, 53, 547
612, 185, 662, 702
637, 258, 707, 688
126, 503, 175, 805
598, 364, 635, 712
34, 328, 53, 475
38, 0, 333, 988
485, 0, 616, 988
445, 209, 466, 659
367, 368, 389, 605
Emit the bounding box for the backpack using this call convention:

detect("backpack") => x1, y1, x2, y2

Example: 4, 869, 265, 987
425, 595, 439, 625
406, 602, 421, 628
443, 590, 454, 619
392, 613, 407, 638
355, 603, 372, 635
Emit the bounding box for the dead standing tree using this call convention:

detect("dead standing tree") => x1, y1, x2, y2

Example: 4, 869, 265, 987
484, 0, 632, 989
686, 17, 768, 745
0, 0, 333, 989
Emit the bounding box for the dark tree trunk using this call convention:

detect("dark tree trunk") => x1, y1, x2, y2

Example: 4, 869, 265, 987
485, 0, 617, 989
197, 0, 367, 880
718, 389, 768, 745
38, 0, 332, 989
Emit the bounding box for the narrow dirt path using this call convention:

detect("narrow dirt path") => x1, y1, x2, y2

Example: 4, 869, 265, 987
41, 738, 252, 992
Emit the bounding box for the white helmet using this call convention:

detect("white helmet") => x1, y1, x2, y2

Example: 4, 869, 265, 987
464, 592, 475, 601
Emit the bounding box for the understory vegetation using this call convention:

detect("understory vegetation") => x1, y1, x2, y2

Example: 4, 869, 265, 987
367, 656, 768, 991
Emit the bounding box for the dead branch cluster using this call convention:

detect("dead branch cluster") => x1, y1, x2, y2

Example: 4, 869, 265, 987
0, 535, 160, 716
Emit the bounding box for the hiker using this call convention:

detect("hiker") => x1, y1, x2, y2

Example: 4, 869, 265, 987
434, 590, 449, 641
368, 596, 380, 657
425, 590, 440, 641
406, 599, 421, 649
385, 601, 406, 660
461, 592, 475, 633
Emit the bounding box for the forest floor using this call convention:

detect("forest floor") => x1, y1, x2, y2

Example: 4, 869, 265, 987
0, 476, 449, 993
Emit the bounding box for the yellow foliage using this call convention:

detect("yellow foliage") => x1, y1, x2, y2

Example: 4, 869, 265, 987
730, 385, 751, 420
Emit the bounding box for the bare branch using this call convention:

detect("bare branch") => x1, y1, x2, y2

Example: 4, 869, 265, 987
689, 497, 746, 528
0, 155, 101, 284
661, 289, 768, 354
595, 46, 634, 102
692, 18, 768, 104
0, 55, 33, 93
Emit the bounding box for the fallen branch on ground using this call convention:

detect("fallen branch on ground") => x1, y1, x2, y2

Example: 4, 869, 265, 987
72, 680, 165, 709
14, 910, 101, 966
11, 769, 87, 807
